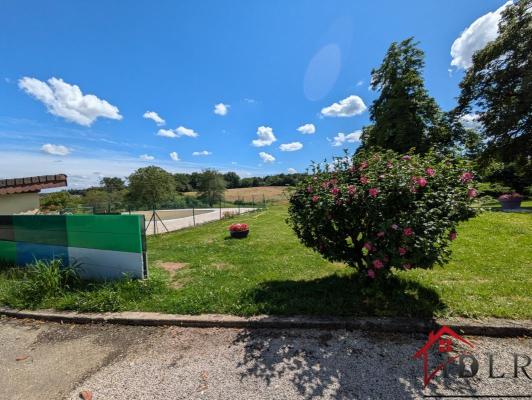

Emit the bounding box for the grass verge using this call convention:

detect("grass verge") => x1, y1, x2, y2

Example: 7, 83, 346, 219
0, 203, 530, 318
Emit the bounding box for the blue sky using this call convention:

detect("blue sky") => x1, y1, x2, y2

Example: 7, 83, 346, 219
0, 0, 509, 188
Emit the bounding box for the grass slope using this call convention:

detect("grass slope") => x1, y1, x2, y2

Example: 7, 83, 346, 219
1, 204, 530, 318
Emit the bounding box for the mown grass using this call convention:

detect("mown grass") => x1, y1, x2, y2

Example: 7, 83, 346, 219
0, 203, 530, 318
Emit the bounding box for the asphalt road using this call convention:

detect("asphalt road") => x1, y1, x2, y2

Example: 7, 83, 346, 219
1, 316, 530, 399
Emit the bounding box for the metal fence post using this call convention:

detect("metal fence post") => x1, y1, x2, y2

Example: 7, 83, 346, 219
192, 207, 196, 227
219, 198, 222, 219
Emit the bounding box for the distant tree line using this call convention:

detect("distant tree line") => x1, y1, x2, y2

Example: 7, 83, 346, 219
42, 168, 307, 212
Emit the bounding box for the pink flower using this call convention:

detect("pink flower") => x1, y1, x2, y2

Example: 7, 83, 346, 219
367, 269, 376, 279
425, 168, 435, 177
402, 263, 411, 270
335, 199, 343, 206
402, 155, 412, 161
313, 176, 318, 181
306, 186, 313, 193
359, 161, 369, 170
467, 188, 477, 198
376, 231, 385, 238
360, 176, 369, 184
368, 188, 379, 198
449, 231, 457, 241
391, 224, 399, 230
386, 161, 393, 169
331, 187, 340, 196
347, 185, 356, 195
363, 242, 373, 251
403, 227, 413, 236
416, 177, 428, 187
372, 259, 384, 269
460, 172, 474, 183
378, 174, 386, 180
311, 195, 320, 203
398, 247, 407, 256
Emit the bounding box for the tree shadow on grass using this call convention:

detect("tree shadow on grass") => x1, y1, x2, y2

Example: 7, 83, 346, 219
241, 273, 446, 318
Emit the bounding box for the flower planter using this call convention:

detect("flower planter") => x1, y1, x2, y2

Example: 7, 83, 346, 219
498, 199, 522, 210
497, 193, 524, 210
230, 230, 249, 239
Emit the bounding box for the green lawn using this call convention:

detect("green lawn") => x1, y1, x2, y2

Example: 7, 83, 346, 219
1, 203, 530, 319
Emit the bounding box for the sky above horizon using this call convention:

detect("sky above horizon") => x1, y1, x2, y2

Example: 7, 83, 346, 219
0, 0, 510, 188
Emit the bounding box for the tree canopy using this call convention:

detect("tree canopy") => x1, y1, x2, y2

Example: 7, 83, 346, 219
455, 0, 531, 162
196, 169, 226, 206
127, 166, 176, 208
361, 38, 455, 154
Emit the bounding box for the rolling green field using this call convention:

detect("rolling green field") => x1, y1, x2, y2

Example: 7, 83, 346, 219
1, 203, 531, 319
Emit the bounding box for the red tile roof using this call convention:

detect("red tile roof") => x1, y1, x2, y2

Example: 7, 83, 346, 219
0, 174, 67, 195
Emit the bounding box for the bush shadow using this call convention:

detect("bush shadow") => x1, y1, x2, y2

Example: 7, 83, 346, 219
241, 273, 446, 318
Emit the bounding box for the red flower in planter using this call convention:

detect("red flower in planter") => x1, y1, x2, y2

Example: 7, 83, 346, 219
229, 223, 249, 232
498, 192, 523, 201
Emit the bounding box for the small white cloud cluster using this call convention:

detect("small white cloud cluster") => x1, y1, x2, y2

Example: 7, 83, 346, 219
41, 143, 70, 156
259, 152, 275, 163
19, 77, 122, 126
143, 111, 165, 126
252, 126, 277, 147
287, 168, 297, 174
213, 103, 230, 116
297, 123, 316, 134
169, 152, 179, 161
139, 154, 154, 161
192, 150, 212, 156
321, 95, 366, 117
450, 1, 512, 70
279, 142, 303, 152
157, 126, 199, 138
330, 130, 361, 147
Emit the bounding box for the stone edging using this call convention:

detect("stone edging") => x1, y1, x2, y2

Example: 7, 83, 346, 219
1, 307, 530, 337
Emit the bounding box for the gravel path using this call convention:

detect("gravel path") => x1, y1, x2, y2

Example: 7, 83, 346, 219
1, 316, 530, 399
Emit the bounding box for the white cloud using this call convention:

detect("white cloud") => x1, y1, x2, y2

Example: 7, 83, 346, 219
287, 168, 297, 174
192, 150, 212, 156
356, 80, 364, 87
297, 123, 316, 135
244, 98, 256, 103
41, 143, 70, 156
450, 1, 512, 69
251, 126, 277, 147
330, 130, 362, 147
139, 154, 154, 161
169, 151, 180, 161
156, 126, 199, 138
279, 142, 303, 152
259, 152, 275, 163
460, 113, 483, 130
18, 77, 122, 126
213, 103, 230, 116
143, 111, 165, 126
321, 95, 367, 117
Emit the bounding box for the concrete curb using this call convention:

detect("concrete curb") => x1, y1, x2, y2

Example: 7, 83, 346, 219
1, 307, 530, 337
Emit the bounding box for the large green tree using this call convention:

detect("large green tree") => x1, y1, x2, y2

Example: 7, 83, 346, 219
361, 38, 455, 154
197, 169, 226, 206
455, 0, 531, 162
127, 166, 176, 209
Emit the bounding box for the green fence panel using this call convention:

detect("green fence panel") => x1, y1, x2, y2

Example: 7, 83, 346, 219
0, 241, 17, 263
13, 215, 68, 246
66, 215, 143, 253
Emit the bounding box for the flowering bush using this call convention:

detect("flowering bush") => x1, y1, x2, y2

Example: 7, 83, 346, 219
497, 192, 523, 201
229, 223, 249, 232
287, 150, 477, 280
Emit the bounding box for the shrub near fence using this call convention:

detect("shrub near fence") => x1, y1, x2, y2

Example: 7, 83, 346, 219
0, 214, 147, 280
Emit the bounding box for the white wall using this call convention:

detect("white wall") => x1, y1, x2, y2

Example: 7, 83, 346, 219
0, 192, 40, 214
